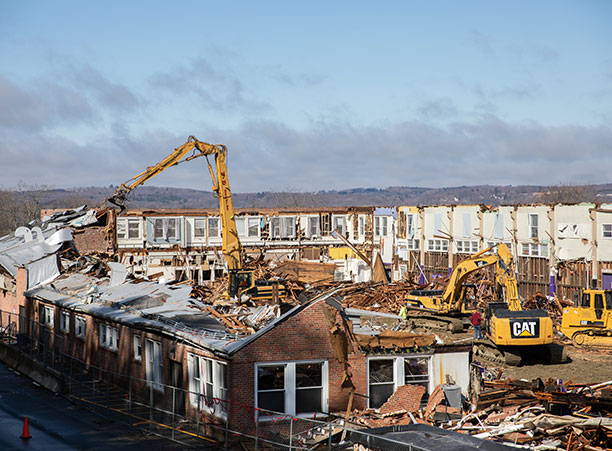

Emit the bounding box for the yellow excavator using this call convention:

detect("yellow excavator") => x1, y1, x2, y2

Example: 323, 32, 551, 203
400, 244, 565, 365
107, 135, 285, 301
560, 289, 612, 348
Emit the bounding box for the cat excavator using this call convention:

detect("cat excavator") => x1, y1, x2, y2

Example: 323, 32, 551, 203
400, 244, 565, 365
106, 135, 285, 301
559, 289, 612, 348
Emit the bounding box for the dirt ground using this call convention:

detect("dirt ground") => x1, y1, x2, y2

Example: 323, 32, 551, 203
500, 343, 612, 384
430, 327, 612, 385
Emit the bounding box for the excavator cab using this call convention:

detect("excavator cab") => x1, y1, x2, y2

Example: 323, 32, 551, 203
229, 270, 287, 302
229, 270, 254, 298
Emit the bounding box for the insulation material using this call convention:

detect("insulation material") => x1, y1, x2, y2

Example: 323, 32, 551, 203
108, 262, 128, 286
493, 213, 504, 240
462, 214, 471, 238
557, 223, 589, 239
26, 254, 60, 288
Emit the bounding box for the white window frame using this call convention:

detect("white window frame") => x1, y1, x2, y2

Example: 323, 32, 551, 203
520, 242, 548, 258
270, 217, 296, 239
41, 305, 54, 328
127, 219, 141, 239
193, 218, 206, 239
208, 217, 220, 238
117, 218, 127, 240
406, 239, 420, 251
406, 214, 415, 238
427, 239, 449, 252
187, 354, 228, 419
235, 217, 247, 237
255, 360, 328, 421
152, 218, 179, 240
307, 216, 320, 238
247, 217, 260, 238
367, 355, 432, 409
374, 216, 389, 237
59, 310, 70, 333
99, 324, 119, 351
133, 334, 142, 361
332, 215, 347, 237
603, 224, 612, 239
456, 240, 479, 254
358, 215, 366, 238
528, 214, 539, 239
146, 339, 163, 392
75, 316, 86, 339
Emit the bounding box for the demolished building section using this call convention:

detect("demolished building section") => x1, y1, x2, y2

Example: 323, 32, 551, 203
0, 203, 611, 449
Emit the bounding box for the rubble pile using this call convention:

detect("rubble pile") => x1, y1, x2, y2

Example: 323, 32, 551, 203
523, 291, 575, 326
346, 377, 612, 450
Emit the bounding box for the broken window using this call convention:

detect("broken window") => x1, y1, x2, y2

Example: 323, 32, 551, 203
404, 357, 429, 391
127, 219, 140, 239
117, 219, 127, 239
358, 215, 366, 237
193, 218, 206, 238
374, 216, 388, 237
369, 359, 395, 409
603, 224, 612, 239
146, 339, 163, 391
40, 305, 54, 328
321, 214, 332, 235
407, 214, 415, 238
208, 217, 220, 238
75, 316, 86, 338
368, 356, 432, 409
99, 324, 119, 351
307, 216, 320, 238
248, 217, 260, 237
187, 354, 228, 418
235, 217, 246, 237
333, 215, 347, 236
152, 218, 179, 240
406, 239, 420, 250
59, 310, 69, 333
528, 214, 539, 239
133, 335, 142, 361
270, 217, 295, 239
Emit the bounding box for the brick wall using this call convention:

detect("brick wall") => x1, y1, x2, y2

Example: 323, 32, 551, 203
229, 299, 368, 433
0, 268, 27, 319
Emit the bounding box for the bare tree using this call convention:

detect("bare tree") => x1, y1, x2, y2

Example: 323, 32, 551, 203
0, 183, 51, 235
539, 183, 596, 204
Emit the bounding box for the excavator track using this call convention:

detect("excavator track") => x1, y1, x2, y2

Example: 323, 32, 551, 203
403, 313, 464, 333
472, 341, 568, 366
472, 340, 522, 366
571, 329, 612, 349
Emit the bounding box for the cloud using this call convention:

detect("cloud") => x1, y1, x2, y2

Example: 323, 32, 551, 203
0, 74, 94, 131
149, 58, 271, 114
69, 65, 140, 112
417, 97, 458, 120
1, 113, 611, 194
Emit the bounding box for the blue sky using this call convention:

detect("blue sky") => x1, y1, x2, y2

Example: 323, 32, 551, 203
1, 1, 611, 192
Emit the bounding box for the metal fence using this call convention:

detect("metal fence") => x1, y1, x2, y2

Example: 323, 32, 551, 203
0, 310, 428, 450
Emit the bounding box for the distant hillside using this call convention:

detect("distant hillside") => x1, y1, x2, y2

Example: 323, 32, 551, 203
39, 183, 612, 210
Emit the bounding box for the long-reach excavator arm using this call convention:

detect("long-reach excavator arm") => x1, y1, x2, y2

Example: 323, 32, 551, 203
107, 136, 284, 301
